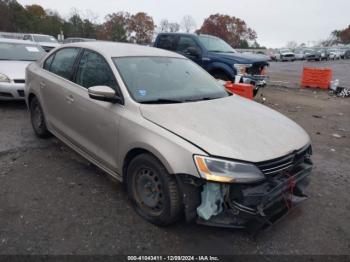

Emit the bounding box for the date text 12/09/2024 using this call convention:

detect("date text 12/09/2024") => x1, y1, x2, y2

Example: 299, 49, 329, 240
127, 256, 220, 261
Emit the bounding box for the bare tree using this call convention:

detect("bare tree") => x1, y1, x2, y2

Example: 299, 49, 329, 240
168, 22, 180, 33
181, 15, 196, 33
286, 41, 298, 50
158, 19, 169, 32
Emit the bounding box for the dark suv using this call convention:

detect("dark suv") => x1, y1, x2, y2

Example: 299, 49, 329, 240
154, 33, 269, 91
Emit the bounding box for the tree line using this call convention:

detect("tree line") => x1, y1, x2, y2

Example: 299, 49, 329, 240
1, 0, 262, 47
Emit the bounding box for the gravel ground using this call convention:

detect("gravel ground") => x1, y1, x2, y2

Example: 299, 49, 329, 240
0, 61, 349, 255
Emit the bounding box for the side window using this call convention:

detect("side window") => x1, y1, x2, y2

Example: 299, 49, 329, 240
156, 35, 179, 51
43, 54, 54, 71
75, 50, 117, 89
49, 48, 80, 79
176, 36, 199, 53
23, 35, 30, 41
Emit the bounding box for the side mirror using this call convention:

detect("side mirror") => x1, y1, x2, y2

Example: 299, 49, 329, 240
88, 86, 122, 104
185, 47, 201, 57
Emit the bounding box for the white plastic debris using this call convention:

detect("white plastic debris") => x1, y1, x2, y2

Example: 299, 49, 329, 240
332, 133, 342, 139
330, 79, 339, 91
197, 183, 227, 220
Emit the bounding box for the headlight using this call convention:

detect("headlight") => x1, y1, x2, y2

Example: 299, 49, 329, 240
233, 64, 252, 75
194, 155, 265, 183
0, 73, 10, 83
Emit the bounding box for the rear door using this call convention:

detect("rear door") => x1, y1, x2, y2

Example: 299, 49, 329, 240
40, 47, 81, 134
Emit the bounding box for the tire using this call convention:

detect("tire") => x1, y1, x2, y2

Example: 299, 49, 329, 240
211, 71, 230, 81
30, 96, 51, 138
127, 153, 182, 226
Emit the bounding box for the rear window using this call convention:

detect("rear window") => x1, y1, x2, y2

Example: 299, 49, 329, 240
156, 35, 179, 51
0, 42, 46, 61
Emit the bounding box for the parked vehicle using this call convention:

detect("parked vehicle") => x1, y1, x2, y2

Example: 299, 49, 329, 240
23, 34, 60, 52
277, 49, 295, 62
0, 39, 46, 100
338, 49, 346, 59
25, 42, 313, 231
318, 49, 330, 61
305, 49, 321, 61
344, 49, 350, 59
294, 49, 305, 60
154, 33, 269, 96
63, 37, 96, 44
328, 49, 341, 60
267, 50, 278, 61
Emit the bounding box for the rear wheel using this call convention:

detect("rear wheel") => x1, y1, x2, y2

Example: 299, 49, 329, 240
127, 153, 181, 226
30, 96, 50, 138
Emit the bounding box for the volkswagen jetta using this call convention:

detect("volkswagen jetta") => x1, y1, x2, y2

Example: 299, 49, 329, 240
25, 42, 312, 231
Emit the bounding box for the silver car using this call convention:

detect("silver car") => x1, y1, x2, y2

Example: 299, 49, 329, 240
25, 42, 313, 231
0, 39, 46, 100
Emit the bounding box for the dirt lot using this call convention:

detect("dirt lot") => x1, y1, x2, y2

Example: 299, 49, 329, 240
268, 59, 350, 89
0, 61, 349, 255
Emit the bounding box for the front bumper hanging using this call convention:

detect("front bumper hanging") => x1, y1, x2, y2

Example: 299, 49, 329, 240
195, 161, 312, 233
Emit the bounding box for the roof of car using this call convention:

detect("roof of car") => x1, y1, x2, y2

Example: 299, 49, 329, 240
63, 41, 185, 58
0, 38, 41, 45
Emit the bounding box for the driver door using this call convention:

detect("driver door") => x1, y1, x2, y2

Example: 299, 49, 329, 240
62, 49, 122, 172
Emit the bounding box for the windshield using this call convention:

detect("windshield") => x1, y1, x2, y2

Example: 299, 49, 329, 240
198, 35, 236, 53
33, 35, 58, 43
113, 57, 229, 103
0, 43, 46, 61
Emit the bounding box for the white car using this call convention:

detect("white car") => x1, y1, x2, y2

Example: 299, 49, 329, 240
0, 39, 46, 100
23, 34, 60, 52
329, 49, 341, 60
277, 49, 295, 61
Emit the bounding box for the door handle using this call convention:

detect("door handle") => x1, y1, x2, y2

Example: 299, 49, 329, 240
65, 95, 74, 103
39, 81, 46, 88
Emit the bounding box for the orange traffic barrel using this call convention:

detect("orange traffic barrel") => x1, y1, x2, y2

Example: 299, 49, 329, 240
301, 67, 332, 89
225, 82, 254, 99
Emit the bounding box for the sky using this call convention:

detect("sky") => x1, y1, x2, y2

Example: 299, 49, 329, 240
19, 0, 350, 48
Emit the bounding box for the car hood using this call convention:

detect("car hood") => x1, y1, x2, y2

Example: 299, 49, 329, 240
37, 42, 60, 47
0, 61, 32, 80
208, 51, 269, 64
280, 52, 295, 56
140, 95, 310, 163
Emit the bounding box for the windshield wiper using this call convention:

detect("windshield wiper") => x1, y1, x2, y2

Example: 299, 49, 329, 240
210, 50, 235, 53
185, 97, 220, 102
141, 98, 183, 104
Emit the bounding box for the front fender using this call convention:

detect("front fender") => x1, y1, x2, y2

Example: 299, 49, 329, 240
117, 112, 206, 179
206, 62, 235, 77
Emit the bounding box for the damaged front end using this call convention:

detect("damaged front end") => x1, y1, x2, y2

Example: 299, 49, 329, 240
180, 145, 313, 233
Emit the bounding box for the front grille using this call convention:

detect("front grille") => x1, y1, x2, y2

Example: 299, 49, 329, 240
17, 90, 25, 97
247, 62, 267, 75
14, 79, 25, 84
256, 145, 312, 175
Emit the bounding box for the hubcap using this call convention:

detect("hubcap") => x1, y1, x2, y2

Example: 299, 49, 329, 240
32, 102, 43, 130
134, 167, 163, 213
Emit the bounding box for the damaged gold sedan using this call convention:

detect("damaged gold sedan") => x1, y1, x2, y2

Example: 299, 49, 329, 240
25, 42, 312, 232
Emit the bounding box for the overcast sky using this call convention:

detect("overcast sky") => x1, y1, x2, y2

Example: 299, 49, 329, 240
19, 0, 350, 48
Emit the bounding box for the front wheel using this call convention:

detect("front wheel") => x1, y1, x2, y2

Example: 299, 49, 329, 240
211, 72, 231, 81
30, 97, 51, 138
127, 154, 182, 226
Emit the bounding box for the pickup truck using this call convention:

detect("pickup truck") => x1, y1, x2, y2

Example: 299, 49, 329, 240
154, 33, 269, 96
